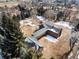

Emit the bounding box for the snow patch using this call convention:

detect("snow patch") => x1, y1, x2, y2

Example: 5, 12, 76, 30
45, 35, 58, 43
48, 29, 58, 33
36, 16, 45, 21
54, 21, 74, 29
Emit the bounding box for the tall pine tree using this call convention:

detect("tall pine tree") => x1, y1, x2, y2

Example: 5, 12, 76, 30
1, 12, 23, 58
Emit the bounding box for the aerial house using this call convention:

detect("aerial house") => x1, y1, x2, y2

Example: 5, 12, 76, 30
25, 21, 62, 51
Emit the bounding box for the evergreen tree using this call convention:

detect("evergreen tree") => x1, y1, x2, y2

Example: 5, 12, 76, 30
1, 12, 43, 59
1, 12, 23, 58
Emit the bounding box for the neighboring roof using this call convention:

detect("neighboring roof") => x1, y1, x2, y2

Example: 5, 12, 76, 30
44, 21, 54, 28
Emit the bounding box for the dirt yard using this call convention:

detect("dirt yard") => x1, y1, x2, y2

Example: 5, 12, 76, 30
0, 2, 19, 8
39, 27, 71, 59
